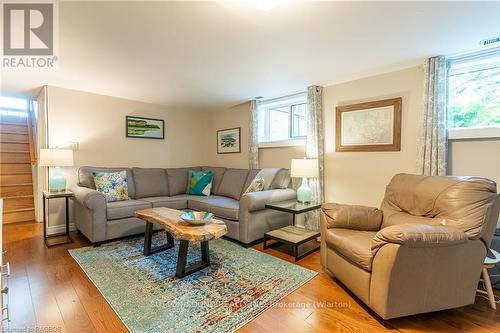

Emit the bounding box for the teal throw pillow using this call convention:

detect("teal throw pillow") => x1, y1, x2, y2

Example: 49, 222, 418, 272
187, 170, 213, 196
92, 170, 129, 202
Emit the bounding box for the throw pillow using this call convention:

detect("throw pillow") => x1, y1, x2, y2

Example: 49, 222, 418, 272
187, 170, 213, 196
92, 170, 130, 202
243, 177, 265, 195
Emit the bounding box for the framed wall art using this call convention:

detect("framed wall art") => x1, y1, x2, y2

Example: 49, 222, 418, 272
335, 97, 402, 152
126, 116, 165, 139
217, 127, 241, 154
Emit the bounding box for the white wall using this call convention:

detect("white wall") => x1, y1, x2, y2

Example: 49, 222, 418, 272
45, 86, 208, 228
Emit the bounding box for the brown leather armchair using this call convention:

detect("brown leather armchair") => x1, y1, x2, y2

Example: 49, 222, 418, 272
320, 173, 500, 319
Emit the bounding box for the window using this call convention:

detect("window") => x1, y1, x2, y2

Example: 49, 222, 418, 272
258, 93, 308, 146
448, 48, 500, 138
0, 96, 30, 118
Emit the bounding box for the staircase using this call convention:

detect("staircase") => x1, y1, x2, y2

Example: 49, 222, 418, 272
0, 114, 36, 224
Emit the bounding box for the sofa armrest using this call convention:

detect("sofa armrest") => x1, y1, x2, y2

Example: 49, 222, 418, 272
240, 188, 296, 213
321, 203, 383, 231
71, 185, 106, 211
372, 223, 468, 256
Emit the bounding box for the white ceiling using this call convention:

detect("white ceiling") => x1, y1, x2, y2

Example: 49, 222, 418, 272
1, 1, 499, 111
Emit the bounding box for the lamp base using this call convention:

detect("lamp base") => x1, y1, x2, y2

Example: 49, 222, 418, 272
49, 167, 67, 192
297, 177, 312, 203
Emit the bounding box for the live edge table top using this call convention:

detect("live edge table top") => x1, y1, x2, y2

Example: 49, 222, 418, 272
135, 207, 227, 242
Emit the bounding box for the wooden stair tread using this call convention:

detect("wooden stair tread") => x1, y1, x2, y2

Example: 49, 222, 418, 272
1, 150, 30, 153
0, 131, 28, 134
0, 172, 31, 175
3, 195, 34, 199
4, 207, 35, 213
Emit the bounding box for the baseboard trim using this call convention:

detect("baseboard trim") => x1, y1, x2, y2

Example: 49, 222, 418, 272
47, 223, 76, 235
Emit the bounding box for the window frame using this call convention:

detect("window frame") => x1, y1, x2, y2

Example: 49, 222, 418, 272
447, 47, 500, 140
258, 93, 308, 148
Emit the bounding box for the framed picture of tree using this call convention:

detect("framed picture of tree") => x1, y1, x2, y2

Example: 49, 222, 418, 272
217, 127, 241, 154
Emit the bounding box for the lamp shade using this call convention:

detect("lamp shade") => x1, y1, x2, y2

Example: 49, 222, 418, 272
39, 148, 73, 167
290, 158, 319, 178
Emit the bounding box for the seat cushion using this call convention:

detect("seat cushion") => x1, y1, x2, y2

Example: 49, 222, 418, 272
132, 168, 169, 198
187, 195, 225, 212
325, 228, 376, 271
106, 200, 152, 220
216, 168, 249, 200
187, 196, 240, 220
209, 197, 240, 220
141, 195, 191, 210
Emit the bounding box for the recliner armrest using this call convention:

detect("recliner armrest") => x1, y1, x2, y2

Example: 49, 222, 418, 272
71, 185, 106, 211
372, 223, 468, 256
321, 203, 383, 231
240, 188, 296, 213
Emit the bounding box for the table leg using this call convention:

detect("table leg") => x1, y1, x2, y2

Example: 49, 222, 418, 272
263, 236, 267, 250
65, 196, 72, 242
175, 240, 211, 278
43, 196, 47, 240
483, 267, 497, 310
292, 213, 296, 226
143, 222, 174, 256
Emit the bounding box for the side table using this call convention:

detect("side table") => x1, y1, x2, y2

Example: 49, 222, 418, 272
264, 200, 321, 261
43, 190, 74, 247
478, 248, 500, 309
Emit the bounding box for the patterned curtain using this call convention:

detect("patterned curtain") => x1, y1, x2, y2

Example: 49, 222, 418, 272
417, 56, 450, 176
305, 86, 324, 231
248, 100, 259, 169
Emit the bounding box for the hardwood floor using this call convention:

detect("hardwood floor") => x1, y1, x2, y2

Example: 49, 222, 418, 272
3, 222, 499, 333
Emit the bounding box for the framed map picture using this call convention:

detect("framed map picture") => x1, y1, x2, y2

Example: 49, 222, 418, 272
126, 116, 164, 139
217, 127, 241, 154
335, 98, 401, 152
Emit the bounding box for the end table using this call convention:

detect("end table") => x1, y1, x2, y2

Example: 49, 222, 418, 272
43, 190, 74, 247
264, 200, 321, 261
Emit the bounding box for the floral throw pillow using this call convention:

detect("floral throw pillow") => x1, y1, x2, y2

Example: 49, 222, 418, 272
92, 171, 129, 202
243, 177, 265, 195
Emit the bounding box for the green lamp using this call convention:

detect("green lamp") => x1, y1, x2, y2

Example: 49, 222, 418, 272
291, 158, 319, 203
39, 148, 74, 192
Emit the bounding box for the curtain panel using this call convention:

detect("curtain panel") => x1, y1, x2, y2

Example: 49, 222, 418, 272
248, 100, 259, 169
417, 56, 449, 176
305, 85, 325, 231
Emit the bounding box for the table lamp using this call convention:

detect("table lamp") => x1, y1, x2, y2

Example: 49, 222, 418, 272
39, 148, 74, 192
291, 158, 319, 203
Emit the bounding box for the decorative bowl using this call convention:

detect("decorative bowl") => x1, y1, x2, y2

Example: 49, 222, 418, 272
180, 211, 214, 225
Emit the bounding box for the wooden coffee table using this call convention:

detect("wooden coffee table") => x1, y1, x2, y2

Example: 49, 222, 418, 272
135, 207, 227, 278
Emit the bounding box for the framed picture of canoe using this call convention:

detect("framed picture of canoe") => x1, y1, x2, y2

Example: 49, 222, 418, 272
126, 116, 165, 139
217, 127, 241, 154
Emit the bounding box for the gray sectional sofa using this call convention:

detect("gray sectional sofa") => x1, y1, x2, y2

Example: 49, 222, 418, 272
70, 166, 296, 246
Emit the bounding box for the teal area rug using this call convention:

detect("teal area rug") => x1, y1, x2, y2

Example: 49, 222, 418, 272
69, 234, 317, 333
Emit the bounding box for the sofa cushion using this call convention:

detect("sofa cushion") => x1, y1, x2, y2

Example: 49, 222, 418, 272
78, 166, 136, 198
187, 196, 240, 220
202, 167, 226, 194
132, 168, 169, 198
141, 195, 191, 210
93, 171, 130, 202
209, 197, 240, 220
242, 169, 260, 193
106, 200, 152, 220
325, 228, 376, 271
187, 170, 213, 196
216, 168, 249, 200
166, 167, 201, 196
187, 195, 226, 212
269, 168, 291, 189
